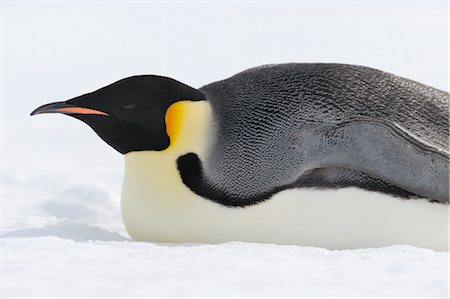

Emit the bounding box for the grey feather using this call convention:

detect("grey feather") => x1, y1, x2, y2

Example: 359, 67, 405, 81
198, 63, 449, 205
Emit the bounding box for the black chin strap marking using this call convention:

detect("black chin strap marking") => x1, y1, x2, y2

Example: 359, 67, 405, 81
176, 152, 297, 207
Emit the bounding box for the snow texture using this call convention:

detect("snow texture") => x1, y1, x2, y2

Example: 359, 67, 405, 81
3, 223, 448, 297
2, 2, 449, 298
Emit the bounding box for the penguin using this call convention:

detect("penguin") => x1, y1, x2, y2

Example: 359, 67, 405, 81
31, 63, 449, 250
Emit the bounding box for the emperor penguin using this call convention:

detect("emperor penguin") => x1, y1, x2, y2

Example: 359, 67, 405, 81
31, 63, 449, 251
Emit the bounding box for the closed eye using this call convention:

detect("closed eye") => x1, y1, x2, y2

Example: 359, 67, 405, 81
121, 103, 136, 110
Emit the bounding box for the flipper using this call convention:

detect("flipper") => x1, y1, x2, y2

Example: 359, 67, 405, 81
295, 167, 419, 199
314, 118, 449, 203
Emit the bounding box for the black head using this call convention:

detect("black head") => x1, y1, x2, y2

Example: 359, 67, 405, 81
31, 75, 205, 154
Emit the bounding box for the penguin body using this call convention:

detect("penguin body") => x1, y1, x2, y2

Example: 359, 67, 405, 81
31, 63, 449, 250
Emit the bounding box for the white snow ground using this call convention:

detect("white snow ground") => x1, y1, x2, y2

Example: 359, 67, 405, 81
2, 2, 449, 298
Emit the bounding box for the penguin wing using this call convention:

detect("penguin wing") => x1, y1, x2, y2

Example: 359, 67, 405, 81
315, 118, 449, 203
295, 167, 420, 199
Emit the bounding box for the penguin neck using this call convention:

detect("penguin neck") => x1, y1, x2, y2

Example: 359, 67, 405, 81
123, 99, 212, 180
121, 100, 213, 240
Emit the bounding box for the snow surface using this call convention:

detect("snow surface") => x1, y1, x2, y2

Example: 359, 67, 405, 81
3, 222, 448, 297
2, 2, 449, 298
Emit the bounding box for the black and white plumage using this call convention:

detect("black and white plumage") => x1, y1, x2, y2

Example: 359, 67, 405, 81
31, 63, 449, 250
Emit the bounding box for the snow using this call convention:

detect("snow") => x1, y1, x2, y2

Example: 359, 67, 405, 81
2, 218, 448, 297
2, 2, 449, 298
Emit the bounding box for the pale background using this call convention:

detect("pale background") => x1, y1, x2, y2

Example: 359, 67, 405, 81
1, 1, 449, 297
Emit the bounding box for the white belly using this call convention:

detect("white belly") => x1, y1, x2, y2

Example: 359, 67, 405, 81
121, 151, 448, 251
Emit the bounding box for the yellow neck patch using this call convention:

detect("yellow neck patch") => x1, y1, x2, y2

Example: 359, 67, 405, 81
163, 100, 211, 154
165, 101, 188, 146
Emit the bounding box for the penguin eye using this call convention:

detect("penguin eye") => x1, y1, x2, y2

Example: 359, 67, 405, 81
121, 103, 136, 110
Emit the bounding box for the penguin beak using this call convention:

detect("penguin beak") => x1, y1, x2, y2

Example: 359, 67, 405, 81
30, 102, 109, 117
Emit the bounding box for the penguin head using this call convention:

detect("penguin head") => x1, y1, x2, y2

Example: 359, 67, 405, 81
31, 75, 205, 154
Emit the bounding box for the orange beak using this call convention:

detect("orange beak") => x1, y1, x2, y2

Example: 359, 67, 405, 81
31, 102, 109, 117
